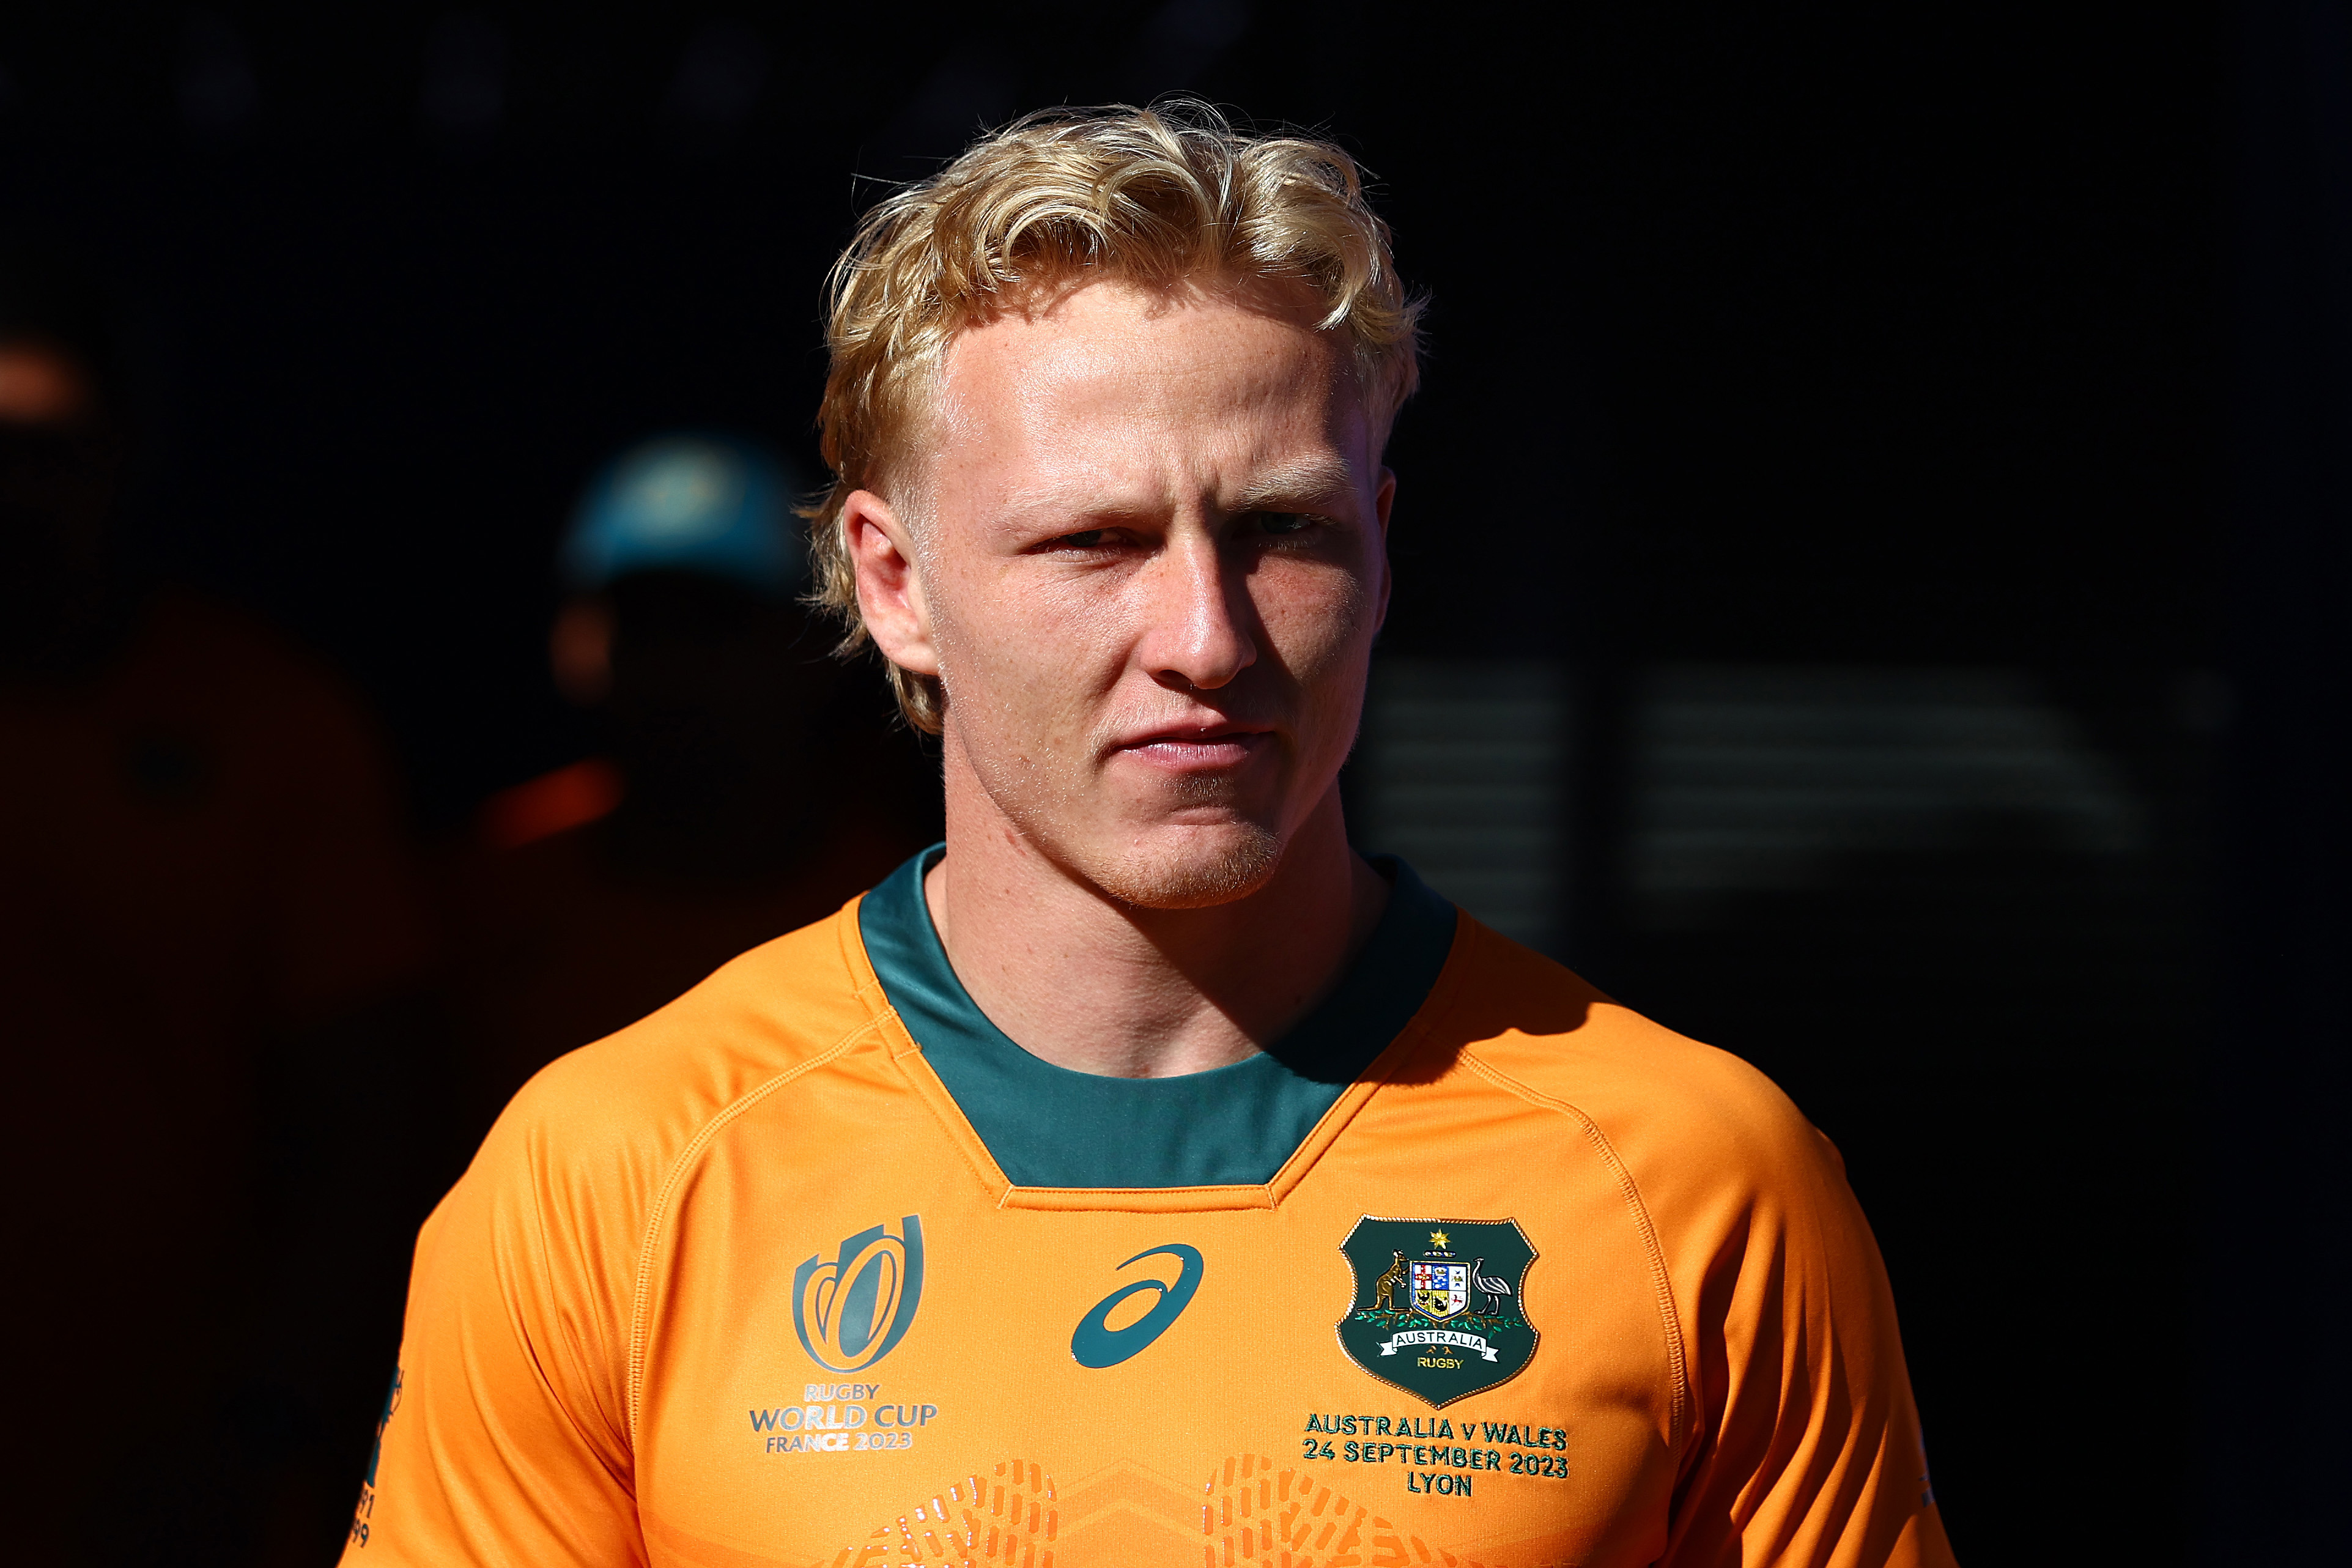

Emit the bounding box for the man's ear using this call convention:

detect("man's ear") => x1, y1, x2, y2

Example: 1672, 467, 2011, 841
1372, 465, 1397, 633
845, 490, 940, 678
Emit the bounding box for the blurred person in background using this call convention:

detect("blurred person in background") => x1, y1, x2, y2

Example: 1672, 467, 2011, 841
436, 433, 931, 1143
0, 240, 446, 1561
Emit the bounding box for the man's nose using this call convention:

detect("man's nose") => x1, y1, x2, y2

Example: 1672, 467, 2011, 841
1137, 531, 1259, 692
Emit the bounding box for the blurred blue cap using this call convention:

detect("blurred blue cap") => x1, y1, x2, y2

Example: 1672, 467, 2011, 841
560, 433, 806, 597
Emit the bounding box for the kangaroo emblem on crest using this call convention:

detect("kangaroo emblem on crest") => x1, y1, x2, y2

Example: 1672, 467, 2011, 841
1372, 1250, 1408, 1311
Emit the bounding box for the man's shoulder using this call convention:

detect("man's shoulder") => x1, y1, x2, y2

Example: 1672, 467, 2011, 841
1435, 917, 1838, 1203
407, 900, 890, 1363
489, 900, 883, 1171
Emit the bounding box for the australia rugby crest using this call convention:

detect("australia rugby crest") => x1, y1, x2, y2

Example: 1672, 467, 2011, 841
1337, 1216, 1537, 1406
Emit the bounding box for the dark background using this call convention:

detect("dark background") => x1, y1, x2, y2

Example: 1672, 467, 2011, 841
1, 2, 2276, 1562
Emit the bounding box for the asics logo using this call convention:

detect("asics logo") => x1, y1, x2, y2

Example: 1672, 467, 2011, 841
1070, 1243, 1204, 1369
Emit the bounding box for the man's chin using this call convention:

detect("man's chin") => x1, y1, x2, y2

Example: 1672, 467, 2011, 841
1083, 821, 1287, 911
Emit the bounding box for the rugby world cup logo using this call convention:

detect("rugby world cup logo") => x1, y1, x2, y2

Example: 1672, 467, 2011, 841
793, 1215, 925, 1374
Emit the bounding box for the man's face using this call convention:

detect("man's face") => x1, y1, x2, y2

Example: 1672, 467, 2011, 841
857, 278, 1393, 909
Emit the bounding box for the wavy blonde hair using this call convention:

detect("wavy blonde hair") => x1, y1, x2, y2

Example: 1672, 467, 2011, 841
804, 100, 1423, 731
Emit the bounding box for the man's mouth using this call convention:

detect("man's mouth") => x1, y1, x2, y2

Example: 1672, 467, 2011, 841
1112, 722, 1274, 772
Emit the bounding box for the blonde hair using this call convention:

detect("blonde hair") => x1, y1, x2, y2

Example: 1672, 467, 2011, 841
805, 100, 1423, 731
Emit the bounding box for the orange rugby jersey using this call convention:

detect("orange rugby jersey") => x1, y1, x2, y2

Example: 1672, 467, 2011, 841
348, 854, 1956, 1567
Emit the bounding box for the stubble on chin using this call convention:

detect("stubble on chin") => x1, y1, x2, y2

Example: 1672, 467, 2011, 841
958, 723, 1292, 911
1054, 719, 1296, 910
1002, 771, 1290, 911
1087, 818, 1287, 911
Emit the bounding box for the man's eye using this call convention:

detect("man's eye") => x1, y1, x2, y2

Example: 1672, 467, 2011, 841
1248, 510, 1318, 537
1051, 529, 1111, 549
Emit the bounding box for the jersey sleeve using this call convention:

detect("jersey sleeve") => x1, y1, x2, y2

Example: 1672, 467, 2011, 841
1653, 1099, 1958, 1567
339, 1070, 649, 1566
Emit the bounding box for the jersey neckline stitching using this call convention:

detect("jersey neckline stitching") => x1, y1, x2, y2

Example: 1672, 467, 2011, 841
846, 896, 1477, 1213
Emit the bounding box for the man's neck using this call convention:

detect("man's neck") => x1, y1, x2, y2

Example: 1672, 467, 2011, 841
923, 766, 1389, 1081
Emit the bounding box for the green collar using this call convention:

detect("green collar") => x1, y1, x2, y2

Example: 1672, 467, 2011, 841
857, 846, 1458, 1188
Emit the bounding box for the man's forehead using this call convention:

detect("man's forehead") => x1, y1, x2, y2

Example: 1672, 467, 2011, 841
941, 281, 1354, 415
927, 279, 1373, 503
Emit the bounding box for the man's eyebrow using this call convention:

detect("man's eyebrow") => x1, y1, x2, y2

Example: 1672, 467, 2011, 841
994, 456, 1361, 525
1228, 456, 1358, 509
993, 479, 1139, 524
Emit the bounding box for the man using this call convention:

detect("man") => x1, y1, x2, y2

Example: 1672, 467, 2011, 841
440, 432, 929, 1144
350, 105, 1957, 1566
